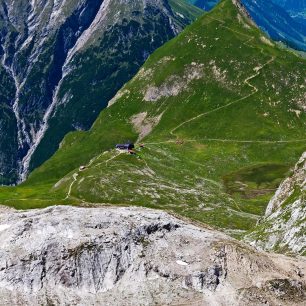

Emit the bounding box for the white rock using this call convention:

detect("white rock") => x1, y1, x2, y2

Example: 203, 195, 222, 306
176, 260, 188, 266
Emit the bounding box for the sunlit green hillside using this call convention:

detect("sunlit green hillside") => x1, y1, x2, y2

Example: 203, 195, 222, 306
1, 0, 305, 238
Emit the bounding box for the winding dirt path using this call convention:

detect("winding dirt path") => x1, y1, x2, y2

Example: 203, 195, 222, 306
170, 55, 275, 137
165, 16, 296, 144
65, 173, 79, 200
66, 15, 302, 200
144, 138, 306, 146
65, 151, 122, 199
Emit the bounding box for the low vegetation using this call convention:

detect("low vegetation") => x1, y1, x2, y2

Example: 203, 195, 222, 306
1, 0, 305, 240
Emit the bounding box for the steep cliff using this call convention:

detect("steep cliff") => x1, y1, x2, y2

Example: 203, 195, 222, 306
245, 152, 306, 256
0, 0, 202, 185
0, 205, 305, 305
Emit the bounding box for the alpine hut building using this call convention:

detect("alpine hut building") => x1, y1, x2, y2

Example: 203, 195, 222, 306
115, 143, 135, 151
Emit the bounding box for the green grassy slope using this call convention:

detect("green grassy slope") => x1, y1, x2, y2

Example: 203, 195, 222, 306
187, 0, 220, 11
1, 0, 305, 237
169, 0, 204, 21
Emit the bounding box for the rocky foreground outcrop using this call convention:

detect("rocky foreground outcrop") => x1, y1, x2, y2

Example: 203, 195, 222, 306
0, 206, 305, 305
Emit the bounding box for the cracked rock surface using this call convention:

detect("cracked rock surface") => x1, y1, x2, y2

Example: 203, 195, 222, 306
0, 205, 305, 305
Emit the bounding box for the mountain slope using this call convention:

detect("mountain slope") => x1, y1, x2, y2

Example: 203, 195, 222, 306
245, 151, 306, 256
187, 0, 220, 11
186, 0, 306, 51
0, 0, 202, 185
272, 0, 306, 25
0, 0, 305, 238
241, 0, 306, 51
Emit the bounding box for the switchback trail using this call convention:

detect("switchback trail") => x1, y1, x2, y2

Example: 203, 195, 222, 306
141, 17, 304, 146
65, 151, 122, 199
170, 55, 275, 137
168, 15, 277, 140
65, 173, 79, 200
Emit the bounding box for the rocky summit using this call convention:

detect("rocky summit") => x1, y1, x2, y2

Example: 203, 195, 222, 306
0, 205, 305, 305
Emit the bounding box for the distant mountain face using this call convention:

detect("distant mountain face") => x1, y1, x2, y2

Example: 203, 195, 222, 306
241, 0, 306, 51
272, 0, 306, 27
187, 0, 220, 11
0, 0, 202, 185
187, 0, 306, 51
273, 0, 306, 13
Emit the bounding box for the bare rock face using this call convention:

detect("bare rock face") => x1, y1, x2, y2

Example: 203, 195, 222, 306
0, 206, 305, 305
245, 152, 306, 256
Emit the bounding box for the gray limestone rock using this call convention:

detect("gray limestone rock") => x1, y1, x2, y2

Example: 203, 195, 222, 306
0, 205, 305, 305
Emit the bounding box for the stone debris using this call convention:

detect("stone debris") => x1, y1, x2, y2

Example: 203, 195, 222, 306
0, 205, 304, 305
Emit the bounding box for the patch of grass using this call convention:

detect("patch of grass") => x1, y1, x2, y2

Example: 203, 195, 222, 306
223, 163, 290, 196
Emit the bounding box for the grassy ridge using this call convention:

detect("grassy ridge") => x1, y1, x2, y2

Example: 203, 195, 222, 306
0, 0, 305, 237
